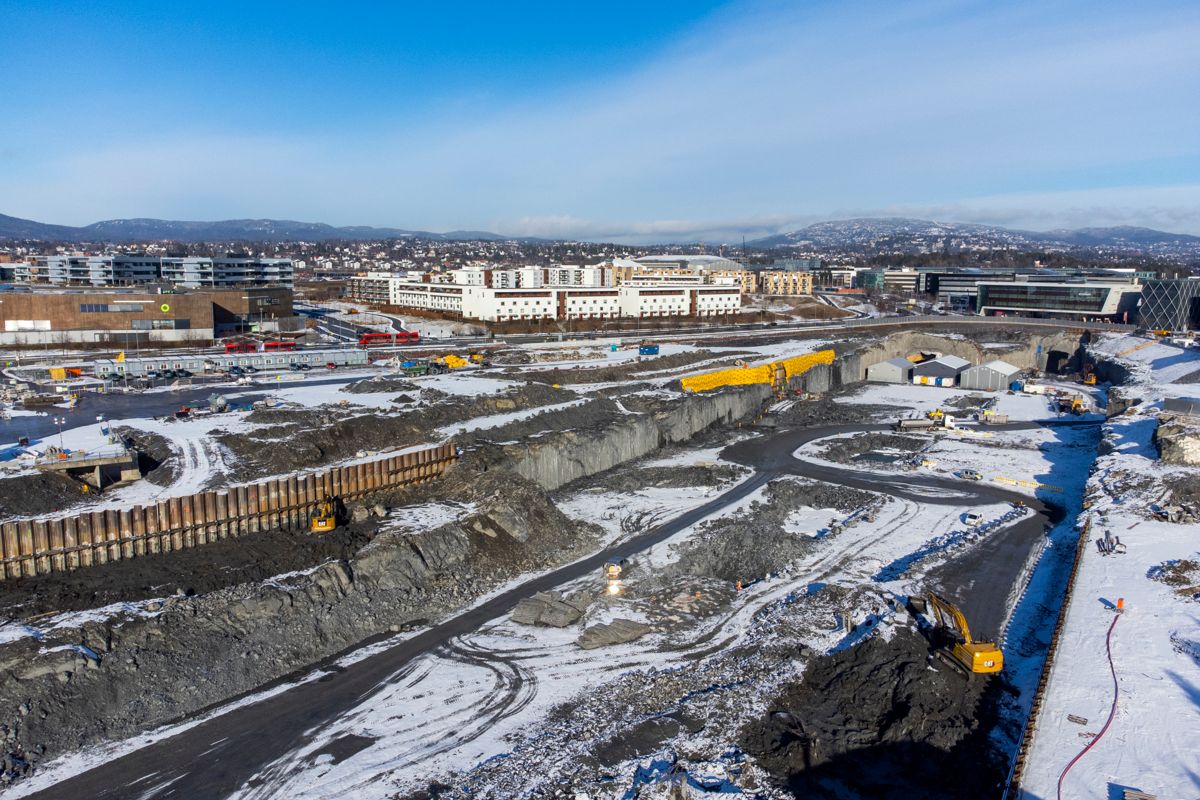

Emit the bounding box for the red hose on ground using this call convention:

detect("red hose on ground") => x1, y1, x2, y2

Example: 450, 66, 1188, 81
1056, 613, 1121, 800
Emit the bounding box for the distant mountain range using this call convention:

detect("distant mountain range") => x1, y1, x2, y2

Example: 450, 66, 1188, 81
747, 217, 1200, 250
0, 213, 516, 243
2, 211, 1198, 251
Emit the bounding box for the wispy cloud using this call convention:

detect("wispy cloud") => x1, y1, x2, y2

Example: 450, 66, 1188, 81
5, 1, 1199, 239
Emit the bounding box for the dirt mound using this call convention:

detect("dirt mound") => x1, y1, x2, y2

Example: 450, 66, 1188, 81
571, 464, 745, 494
741, 628, 1006, 799
522, 350, 748, 386
342, 376, 419, 394
669, 478, 878, 583
818, 432, 926, 464
0, 472, 89, 522
116, 427, 176, 486
219, 382, 573, 479
776, 397, 895, 426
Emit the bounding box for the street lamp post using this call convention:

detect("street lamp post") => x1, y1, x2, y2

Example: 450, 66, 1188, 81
54, 416, 65, 450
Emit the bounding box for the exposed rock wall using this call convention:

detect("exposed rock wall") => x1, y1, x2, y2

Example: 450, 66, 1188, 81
505, 384, 773, 491
1155, 413, 1200, 465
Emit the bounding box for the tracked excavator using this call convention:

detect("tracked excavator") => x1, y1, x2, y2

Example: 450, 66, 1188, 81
310, 496, 340, 534
918, 593, 1003, 676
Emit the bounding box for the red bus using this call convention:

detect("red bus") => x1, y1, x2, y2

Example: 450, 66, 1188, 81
263, 340, 297, 352
225, 341, 257, 354
358, 331, 420, 348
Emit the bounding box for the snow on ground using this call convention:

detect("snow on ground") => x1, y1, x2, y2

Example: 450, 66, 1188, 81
1093, 332, 1200, 387
439, 397, 586, 436
1019, 360, 1200, 800
210, 423, 1099, 799
379, 501, 477, 535
0, 598, 170, 647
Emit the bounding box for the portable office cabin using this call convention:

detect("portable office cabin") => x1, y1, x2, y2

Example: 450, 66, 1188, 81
866, 357, 914, 384
959, 359, 1020, 392
912, 355, 970, 387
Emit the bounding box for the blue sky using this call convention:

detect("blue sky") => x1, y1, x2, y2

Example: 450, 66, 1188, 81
3, 0, 1199, 241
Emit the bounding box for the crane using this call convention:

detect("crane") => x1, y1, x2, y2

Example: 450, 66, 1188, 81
923, 593, 1003, 676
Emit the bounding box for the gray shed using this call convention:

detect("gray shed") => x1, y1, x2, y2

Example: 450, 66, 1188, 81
866, 357, 914, 384
959, 359, 1020, 392
912, 355, 971, 386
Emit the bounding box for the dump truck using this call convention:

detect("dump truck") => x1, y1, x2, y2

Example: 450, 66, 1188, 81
918, 593, 1003, 676
894, 418, 936, 431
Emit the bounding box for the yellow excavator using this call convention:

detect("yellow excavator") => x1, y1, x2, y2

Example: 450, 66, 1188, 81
923, 593, 1003, 676
310, 496, 339, 534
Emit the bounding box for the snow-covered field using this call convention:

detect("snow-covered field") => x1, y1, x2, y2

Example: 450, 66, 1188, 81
1018, 333, 1200, 800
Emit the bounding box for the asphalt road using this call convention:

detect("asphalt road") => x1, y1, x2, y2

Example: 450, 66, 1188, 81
21, 418, 1096, 799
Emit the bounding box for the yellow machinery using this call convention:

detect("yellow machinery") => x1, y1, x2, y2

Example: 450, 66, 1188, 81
925, 593, 1003, 675
435, 354, 469, 369
926, 409, 945, 421
310, 496, 338, 534
1083, 373, 1097, 386
603, 561, 624, 595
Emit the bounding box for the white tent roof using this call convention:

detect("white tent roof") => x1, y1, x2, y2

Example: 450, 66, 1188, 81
927, 355, 970, 370
970, 359, 1020, 376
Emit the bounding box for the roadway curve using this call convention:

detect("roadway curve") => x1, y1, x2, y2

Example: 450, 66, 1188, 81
20, 418, 1095, 800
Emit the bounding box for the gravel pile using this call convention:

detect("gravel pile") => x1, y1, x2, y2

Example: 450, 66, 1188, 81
669, 478, 880, 583
341, 375, 420, 394
741, 627, 1007, 800
818, 432, 926, 464
219, 381, 573, 479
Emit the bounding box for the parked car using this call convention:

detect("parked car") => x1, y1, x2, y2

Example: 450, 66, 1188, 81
325, 362, 337, 370
242, 365, 257, 373
957, 469, 983, 481
175, 369, 193, 378
145, 370, 161, 379
963, 512, 983, 527
228, 366, 245, 376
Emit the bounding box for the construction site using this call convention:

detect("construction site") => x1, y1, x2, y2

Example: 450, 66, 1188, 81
0, 320, 1197, 800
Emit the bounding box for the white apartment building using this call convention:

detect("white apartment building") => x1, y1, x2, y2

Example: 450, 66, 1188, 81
451, 265, 614, 289
346, 270, 741, 322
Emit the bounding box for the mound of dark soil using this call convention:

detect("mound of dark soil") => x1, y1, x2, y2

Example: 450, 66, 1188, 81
742, 628, 1008, 799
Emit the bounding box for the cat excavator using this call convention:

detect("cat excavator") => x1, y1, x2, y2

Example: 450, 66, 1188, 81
310, 495, 340, 534
918, 593, 1003, 676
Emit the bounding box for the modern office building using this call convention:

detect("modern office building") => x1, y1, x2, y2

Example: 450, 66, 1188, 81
1137, 278, 1200, 332
976, 280, 1141, 322
17, 255, 294, 289
0, 287, 293, 346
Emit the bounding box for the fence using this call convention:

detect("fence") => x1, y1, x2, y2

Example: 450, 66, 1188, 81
0, 441, 458, 581
1003, 516, 1092, 796
680, 349, 836, 393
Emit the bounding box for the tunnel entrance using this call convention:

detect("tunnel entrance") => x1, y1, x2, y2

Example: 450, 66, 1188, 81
1045, 349, 1072, 374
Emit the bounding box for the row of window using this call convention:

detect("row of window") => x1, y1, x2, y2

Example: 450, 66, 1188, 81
131, 319, 190, 330
80, 303, 145, 313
